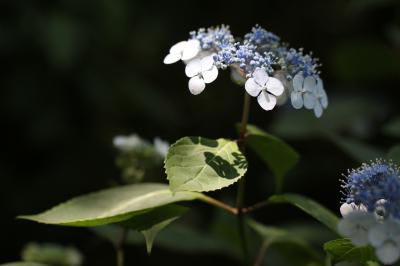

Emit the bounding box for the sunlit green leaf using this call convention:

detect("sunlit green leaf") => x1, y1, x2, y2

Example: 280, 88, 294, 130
18, 183, 203, 226
165, 136, 247, 192
324, 238, 378, 265
268, 194, 339, 233
244, 124, 299, 192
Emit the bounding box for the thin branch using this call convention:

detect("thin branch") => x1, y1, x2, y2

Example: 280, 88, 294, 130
253, 240, 270, 266
200, 195, 238, 215
115, 227, 128, 266
242, 200, 271, 214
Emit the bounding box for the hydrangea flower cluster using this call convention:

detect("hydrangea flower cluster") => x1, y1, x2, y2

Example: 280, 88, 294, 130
338, 160, 400, 265
163, 25, 328, 117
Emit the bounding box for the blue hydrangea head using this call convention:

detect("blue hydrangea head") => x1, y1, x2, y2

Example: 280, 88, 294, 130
190, 25, 234, 50
283, 48, 320, 78
244, 25, 281, 46
342, 160, 400, 219
214, 42, 276, 75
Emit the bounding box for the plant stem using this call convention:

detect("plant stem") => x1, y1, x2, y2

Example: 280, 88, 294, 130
115, 228, 128, 266
200, 195, 238, 215
236, 92, 251, 264
242, 200, 271, 214
253, 240, 270, 266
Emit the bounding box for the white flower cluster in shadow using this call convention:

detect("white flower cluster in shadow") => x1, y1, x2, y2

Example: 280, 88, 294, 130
163, 25, 328, 117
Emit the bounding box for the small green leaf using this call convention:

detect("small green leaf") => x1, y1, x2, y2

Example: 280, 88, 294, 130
18, 183, 202, 226
386, 145, 400, 164
248, 219, 323, 266
382, 116, 400, 138
141, 217, 178, 254
120, 205, 188, 254
165, 136, 247, 192
0, 263, 49, 266
244, 124, 299, 192
324, 238, 378, 265
268, 194, 339, 233
247, 219, 309, 246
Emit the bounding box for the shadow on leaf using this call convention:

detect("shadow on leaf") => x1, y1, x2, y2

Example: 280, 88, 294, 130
204, 152, 239, 179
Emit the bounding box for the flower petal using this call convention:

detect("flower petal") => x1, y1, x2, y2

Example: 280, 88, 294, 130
265, 77, 284, 96
376, 242, 400, 265
303, 76, 316, 92
188, 76, 205, 95
316, 78, 328, 109
185, 59, 202, 78
369, 223, 388, 247
290, 91, 303, 109
253, 68, 269, 86
245, 78, 262, 97
200, 55, 215, 71
181, 39, 200, 61
257, 90, 277, 111
340, 203, 357, 217
163, 53, 181, 64
169, 41, 187, 54
292, 73, 304, 92
202, 66, 218, 83
314, 101, 323, 118
303, 91, 316, 109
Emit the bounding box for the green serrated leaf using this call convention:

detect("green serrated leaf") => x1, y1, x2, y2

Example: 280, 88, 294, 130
0, 263, 49, 266
165, 136, 247, 192
386, 145, 400, 164
244, 124, 299, 192
268, 194, 339, 233
323, 238, 378, 265
18, 183, 203, 226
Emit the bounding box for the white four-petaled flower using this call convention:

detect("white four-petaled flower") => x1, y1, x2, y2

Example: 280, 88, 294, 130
290, 73, 328, 118
369, 218, 400, 265
163, 40, 201, 64
338, 211, 377, 246
245, 68, 284, 111
185, 55, 218, 95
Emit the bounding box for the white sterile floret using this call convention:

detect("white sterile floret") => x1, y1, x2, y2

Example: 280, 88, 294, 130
163, 39, 201, 64
338, 211, 377, 246
245, 68, 284, 111
113, 134, 144, 151
312, 77, 328, 118
290, 73, 317, 110
340, 203, 367, 217
369, 218, 400, 265
153, 137, 169, 158
185, 55, 218, 95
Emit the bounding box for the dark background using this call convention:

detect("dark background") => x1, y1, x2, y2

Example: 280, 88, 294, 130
1, 0, 400, 265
